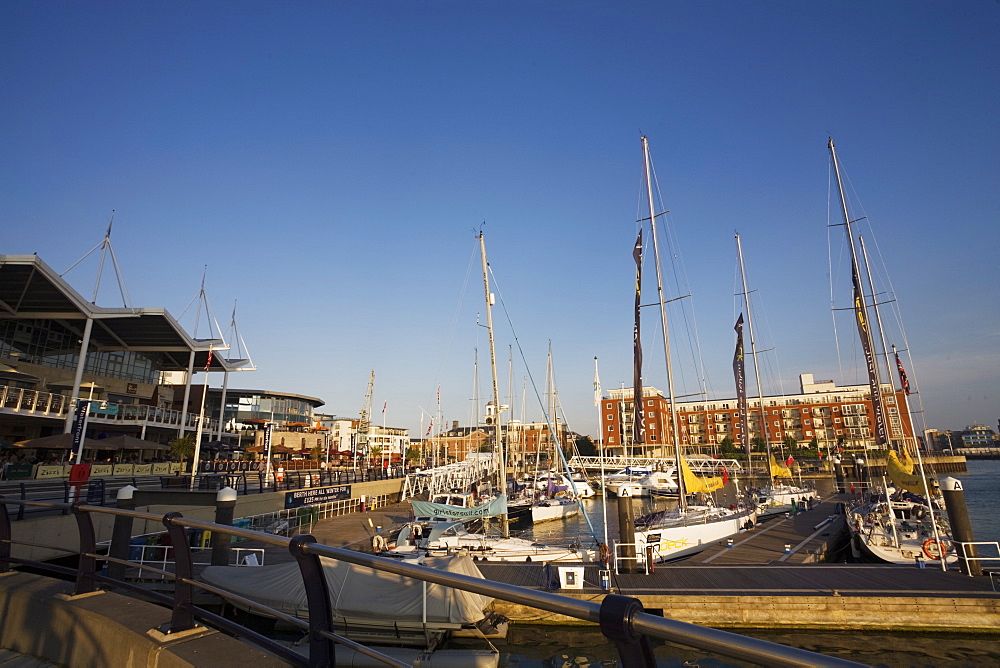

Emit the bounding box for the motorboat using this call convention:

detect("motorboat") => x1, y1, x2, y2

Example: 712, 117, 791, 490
602, 466, 654, 496
755, 482, 815, 517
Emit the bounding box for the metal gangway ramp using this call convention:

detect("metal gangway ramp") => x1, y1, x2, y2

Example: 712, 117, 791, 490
568, 455, 743, 474
402, 453, 497, 499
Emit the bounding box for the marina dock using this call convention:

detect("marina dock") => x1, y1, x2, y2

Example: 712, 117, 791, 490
270, 494, 1000, 634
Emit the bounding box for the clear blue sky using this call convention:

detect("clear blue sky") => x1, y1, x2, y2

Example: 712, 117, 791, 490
2, 1, 997, 439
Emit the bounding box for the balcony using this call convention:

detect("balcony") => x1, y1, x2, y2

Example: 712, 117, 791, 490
0, 383, 219, 434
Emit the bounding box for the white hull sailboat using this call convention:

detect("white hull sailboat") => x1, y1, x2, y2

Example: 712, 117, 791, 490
827, 138, 954, 568
634, 501, 757, 563
389, 518, 595, 563
847, 494, 956, 565
620, 137, 757, 565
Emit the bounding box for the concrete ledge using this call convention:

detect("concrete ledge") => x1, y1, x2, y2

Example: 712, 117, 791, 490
491, 593, 1000, 633
0, 572, 289, 667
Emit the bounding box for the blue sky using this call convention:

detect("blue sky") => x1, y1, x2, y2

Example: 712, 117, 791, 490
2, 1, 997, 439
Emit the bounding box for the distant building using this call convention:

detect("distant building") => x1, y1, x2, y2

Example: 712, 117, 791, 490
600, 373, 916, 457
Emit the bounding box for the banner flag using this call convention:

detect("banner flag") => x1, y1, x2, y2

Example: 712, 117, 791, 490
733, 313, 749, 454
632, 230, 644, 446
852, 266, 888, 448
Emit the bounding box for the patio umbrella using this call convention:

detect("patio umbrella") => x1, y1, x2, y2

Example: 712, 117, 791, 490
95, 435, 169, 451
15, 433, 105, 450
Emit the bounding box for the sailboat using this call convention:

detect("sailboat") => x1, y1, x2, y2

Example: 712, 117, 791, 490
626, 136, 758, 564
733, 233, 815, 517
827, 138, 955, 567
527, 345, 582, 523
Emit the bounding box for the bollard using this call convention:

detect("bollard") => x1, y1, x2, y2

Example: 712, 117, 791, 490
833, 458, 846, 494
940, 476, 981, 576
616, 488, 637, 574
211, 487, 238, 566
107, 485, 137, 581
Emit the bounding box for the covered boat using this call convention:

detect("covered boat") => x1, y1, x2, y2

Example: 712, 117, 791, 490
200, 553, 508, 646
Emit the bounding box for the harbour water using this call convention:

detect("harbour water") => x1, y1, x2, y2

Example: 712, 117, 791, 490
472, 460, 1000, 667
523, 460, 999, 551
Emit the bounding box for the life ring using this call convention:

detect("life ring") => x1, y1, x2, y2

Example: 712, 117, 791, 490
372, 534, 387, 552
922, 538, 947, 561
597, 543, 611, 565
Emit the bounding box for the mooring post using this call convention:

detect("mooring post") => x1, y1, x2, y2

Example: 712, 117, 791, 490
940, 476, 981, 576
617, 487, 637, 574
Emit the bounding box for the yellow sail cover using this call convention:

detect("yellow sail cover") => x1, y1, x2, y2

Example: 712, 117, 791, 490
680, 457, 724, 493
887, 449, 924, 491
769, 454, 792, 479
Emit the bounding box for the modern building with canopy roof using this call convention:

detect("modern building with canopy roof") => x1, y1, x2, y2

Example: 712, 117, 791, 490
0, 253, 256, 451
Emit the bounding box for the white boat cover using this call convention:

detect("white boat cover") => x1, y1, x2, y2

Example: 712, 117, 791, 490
200, 553, 493, 624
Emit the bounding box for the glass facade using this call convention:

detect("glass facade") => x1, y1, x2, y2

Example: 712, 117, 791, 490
0, 318, 160, 384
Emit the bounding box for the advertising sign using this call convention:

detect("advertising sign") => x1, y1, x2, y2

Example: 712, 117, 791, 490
284, 485, 351, 509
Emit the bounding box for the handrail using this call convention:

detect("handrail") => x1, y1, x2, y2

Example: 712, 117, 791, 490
0, 496, 864, 668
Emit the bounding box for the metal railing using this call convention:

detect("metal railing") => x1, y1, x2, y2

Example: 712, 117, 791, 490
957, 540, 1000, 582
0, 496, 864, 668
0, 383, 219, 433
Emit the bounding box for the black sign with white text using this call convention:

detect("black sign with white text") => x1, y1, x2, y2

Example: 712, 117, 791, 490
284, 485, 351, 509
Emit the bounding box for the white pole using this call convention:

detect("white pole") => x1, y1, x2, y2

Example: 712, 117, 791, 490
189, 347, 211, 490
595, 357, 609, 556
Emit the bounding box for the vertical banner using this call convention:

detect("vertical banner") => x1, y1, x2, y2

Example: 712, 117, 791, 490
632, 230, 644, 447
852, 268, 888, 448
70, 399, 90, 456
263, 422, 272, 453
733, 314, 750, 455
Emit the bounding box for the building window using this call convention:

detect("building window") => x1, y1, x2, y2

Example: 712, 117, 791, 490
607, 425, 614, 432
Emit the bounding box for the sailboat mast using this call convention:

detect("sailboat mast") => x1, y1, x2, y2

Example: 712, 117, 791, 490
478, 231, 508, 535
828, 138, 889, 451
735, 233, 772, 475
642, 136, 687, 507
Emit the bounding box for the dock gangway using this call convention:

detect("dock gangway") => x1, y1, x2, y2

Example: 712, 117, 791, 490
569, 455, 743, 475
401, 453, 497, 500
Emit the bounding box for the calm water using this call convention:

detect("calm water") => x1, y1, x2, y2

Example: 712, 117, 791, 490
481, 460, 1000, 667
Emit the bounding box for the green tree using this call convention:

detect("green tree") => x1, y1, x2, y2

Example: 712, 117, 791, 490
368, 444, 382, 465
783, 435, 798, 451
719, 436, 737, 456
169, 434, 195, 464
405, 446, 421, 466
311, 445, 322, 461
575, 435, 597, 457
751, 436, 767, 453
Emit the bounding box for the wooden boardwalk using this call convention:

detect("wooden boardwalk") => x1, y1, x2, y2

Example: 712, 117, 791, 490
690, 494, 849, 565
